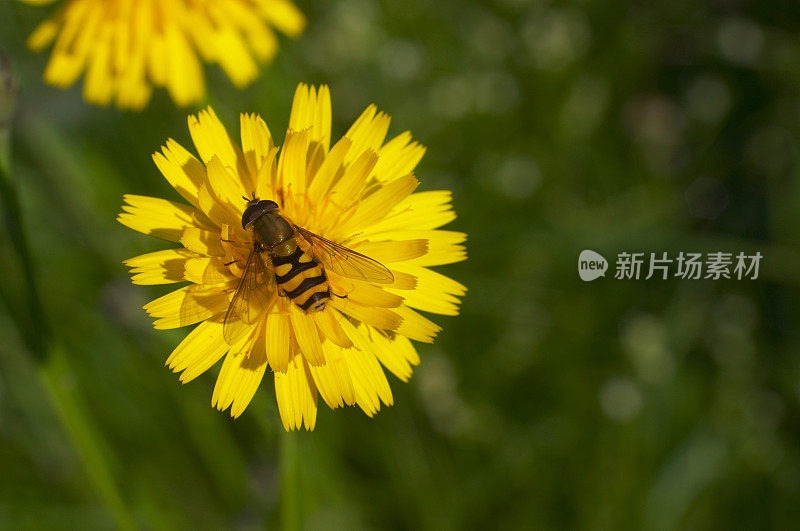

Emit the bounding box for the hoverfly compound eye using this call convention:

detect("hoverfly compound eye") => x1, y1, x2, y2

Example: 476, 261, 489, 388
241, 199, 279, 229
259, 200, 279, 211
241, 205, 259, 230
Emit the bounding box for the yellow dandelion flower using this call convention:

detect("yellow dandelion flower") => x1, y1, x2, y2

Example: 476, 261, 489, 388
20, 0, 305, 109
118, 83, 467, 430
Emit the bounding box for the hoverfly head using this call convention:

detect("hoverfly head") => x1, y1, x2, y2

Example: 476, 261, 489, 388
241, 196, 279, 230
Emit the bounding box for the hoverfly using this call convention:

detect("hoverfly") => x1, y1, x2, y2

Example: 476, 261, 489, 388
222, 195, 394, 344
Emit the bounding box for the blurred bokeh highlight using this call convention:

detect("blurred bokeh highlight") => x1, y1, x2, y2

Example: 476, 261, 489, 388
2, 0, 800, 528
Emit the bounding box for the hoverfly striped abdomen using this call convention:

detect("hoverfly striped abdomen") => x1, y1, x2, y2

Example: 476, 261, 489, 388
271, 246, 331, 312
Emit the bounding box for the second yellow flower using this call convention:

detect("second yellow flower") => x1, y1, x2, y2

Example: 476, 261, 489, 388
21, 0, 305, 109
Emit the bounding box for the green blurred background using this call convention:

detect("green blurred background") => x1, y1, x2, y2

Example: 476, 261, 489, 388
2, 0, 800, 528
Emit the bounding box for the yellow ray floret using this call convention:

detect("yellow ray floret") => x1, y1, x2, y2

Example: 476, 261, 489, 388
20, 0, 305, 109
119, 83, 467, 430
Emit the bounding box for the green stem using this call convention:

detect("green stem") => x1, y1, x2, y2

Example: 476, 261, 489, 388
281, 430, 301, 531
0, 153, 50, 362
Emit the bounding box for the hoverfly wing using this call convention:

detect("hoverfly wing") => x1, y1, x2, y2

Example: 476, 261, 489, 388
292, 225, 394, 284
223, 247, 273, 345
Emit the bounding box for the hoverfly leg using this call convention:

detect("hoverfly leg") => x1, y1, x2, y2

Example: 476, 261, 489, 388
220, 237, 252, 254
